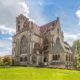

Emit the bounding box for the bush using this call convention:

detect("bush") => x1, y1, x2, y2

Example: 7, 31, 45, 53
3, 56, 12, 66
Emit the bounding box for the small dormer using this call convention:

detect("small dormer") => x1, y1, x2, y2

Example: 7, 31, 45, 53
16, 14, 29, 33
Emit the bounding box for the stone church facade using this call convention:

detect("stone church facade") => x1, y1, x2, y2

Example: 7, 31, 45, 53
12, 14, 75, 68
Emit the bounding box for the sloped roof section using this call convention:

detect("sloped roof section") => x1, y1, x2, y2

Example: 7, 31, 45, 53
40, 20, 57, 34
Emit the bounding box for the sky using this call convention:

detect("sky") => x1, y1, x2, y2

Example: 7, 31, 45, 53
0, 0, 80, 56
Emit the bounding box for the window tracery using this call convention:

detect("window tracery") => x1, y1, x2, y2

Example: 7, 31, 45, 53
20, 36, 27, 54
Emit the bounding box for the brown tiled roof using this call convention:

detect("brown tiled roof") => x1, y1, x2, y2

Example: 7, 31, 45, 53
40, 20, 57, 34
14, 16, 58, 38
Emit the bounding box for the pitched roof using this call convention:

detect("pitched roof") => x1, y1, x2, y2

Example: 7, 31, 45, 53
40, 20, 57, 34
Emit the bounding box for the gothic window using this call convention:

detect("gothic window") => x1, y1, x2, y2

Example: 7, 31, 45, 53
20, 57, 23, 62
20, 57, 27, 62
43, 38, 49, 50
53, 54, 60, 60
20, 36, 27, 54
24, 57, 27, 61
44, 57, 47, 62
23, 22, 26, 29
23, 21, 29, 30
66, 55, 68, 61
52, 55, 54, 60
18, 25, 20, 31
66, 55, 72, 61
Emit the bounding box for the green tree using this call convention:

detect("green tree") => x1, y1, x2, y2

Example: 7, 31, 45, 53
0, 57, 3, 65
73, 40, 80, 68
3, 56, 12, 66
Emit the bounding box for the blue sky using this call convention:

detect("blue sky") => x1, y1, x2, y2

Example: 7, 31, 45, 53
0, 0, 80, 56
27, 0, 80, 43
27, 0, 80, 31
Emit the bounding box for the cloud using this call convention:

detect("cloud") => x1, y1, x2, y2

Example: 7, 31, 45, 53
76, 9, 80, 25
18, 1, 29, 16
0, 25, 15, 35
0, 0, 29, 28
0, 0, 29, 56
64, 32, 80, 45
76, 9, 80, 18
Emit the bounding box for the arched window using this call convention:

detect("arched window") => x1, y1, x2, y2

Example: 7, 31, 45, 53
66, 55, 68, 61
43, 37, 49, 50
20, 36, 27, 54
18, 25, 20, 31
24, 57, 27, 61
20, 57, 23, 62
23, 21, 29, 30
44, 57, 47, 62
23, 22, 26, 29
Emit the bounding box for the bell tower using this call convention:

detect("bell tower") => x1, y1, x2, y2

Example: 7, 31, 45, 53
16, 14, 29, 33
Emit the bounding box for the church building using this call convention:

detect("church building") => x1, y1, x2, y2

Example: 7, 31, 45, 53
12, 14, 75, 68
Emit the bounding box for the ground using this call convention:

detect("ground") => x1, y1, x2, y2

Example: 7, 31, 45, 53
0, 67, 80, 80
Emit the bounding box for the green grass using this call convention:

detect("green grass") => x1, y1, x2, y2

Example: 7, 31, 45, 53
0, 67, 80, 80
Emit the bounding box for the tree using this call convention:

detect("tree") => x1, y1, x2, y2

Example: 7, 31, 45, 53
0, 57, 3, 65
73, 40, 80, 68
3, 56, 12, 66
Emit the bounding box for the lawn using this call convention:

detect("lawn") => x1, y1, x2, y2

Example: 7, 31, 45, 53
0, 67, 80, 80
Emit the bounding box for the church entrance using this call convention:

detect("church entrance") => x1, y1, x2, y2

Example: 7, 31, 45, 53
43, 56, 48, 66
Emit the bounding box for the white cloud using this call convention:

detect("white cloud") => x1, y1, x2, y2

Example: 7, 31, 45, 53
0, 0, 29, 56
76, 9, 80, 25
18, 1, 29, 16
8, 37, 12, 41
64, 32, 80, 45
76, 9, 80, 18
0, 0, 29, 28
0, 25, 15, 35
